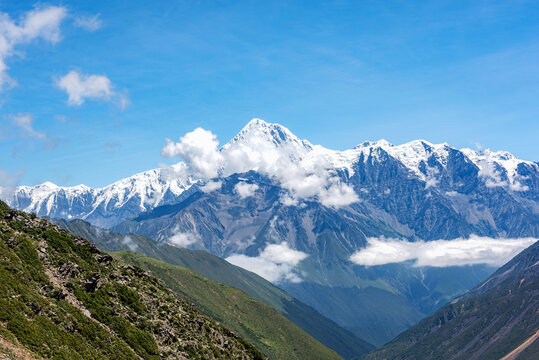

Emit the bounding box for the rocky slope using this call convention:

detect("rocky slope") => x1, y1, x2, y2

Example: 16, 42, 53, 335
0, 200, 264, 359
51, 217, 374, 359
114, 251, 344, 360
362, 240, 539, 360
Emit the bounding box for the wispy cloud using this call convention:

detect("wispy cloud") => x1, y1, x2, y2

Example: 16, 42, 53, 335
55, 70, 130, 109
350, 236, 537, 267
105, 142, 122, 153
0, 5, 67, 90
121, 235, 139, 251
6, 113, 58, 152
10, 113, 46, 139
74, 14, 102, 31
0, 168, 26, 201
226, 242, 308, 283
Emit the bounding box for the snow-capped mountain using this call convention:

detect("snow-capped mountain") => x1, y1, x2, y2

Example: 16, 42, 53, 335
3, 119, 538, 231
7, 165, 195, 228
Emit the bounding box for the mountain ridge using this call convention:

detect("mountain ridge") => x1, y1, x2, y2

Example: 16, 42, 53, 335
4, 119, 537, 230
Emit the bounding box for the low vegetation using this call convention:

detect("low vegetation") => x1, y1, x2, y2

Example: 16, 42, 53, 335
0, 200, 264, 359
113, 251, 343, 360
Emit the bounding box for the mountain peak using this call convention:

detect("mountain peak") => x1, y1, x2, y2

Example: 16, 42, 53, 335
38, 181, 59, 189
354, 139, 394, 149
225, 118, 313, 151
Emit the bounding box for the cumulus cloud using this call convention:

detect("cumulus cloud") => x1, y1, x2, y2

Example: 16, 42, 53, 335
167, 228, 199, 248
161, 120, 359, 208
161, 128, 223, 179
200, 180, 222, 193
56, 70, 129, 108
121, 236, 138, 252
0, 5, 67, 90
350, 236, 537, 267
234, 182, 259, 198
74, 14, 102, 31
226, 242, 308, 283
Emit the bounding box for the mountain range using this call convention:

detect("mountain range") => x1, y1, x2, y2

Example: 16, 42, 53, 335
3, 119, 538, 345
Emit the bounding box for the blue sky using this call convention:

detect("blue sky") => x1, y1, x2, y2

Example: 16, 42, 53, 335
1, 0, 538, 188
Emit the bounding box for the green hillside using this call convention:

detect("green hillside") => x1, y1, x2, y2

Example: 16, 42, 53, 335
0, 201, 264, 359
363, 241, 539, 360
114, 251, 343, 360
53, 218, 375, 359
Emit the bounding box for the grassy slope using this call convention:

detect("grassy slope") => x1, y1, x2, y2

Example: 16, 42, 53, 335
53, 218, 375, 359
362, 241, 539, 360
113, 251, 342, 360
0, 201, 264, 360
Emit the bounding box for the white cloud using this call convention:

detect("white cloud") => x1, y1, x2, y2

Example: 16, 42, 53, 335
475, 150, 528, 192
259, 242, 308, 265
226, 242, 308, 283
0, 6, 67, 90
161, 128, 224, 179
74, 14, 102, 31
350, 236, 537, 267
10, 113, 46, 139
159, 162, 189, 183
424, 166, 439, 189
234, 182, 259, 198
200, 180, 222, 193
56, 70, 129, 108
121, 235, 138, 252
167, 228, 199, 248
161, 121, 359, 208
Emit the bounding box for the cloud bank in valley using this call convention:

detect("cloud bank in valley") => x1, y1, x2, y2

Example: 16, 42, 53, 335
161, 122, 359, 208
226, 242, 308, 283
350, 236, 537, 267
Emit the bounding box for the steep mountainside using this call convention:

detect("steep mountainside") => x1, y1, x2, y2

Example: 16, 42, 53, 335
114, 172, 496, 345
113, 251, 344, 360
51, 217, 374, 359
363, 240, 539, 360
0, 201, 264, 359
